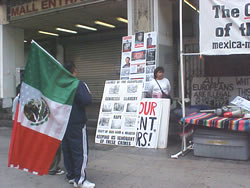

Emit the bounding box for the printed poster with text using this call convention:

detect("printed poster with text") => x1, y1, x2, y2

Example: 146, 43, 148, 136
191, 76, 250, 108
95, 80, 143, 146
136, 99, 162, 148
120, 31, 157, 90
200, 0, 250, 55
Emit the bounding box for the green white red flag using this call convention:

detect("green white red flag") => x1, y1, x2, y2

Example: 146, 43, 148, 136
8, 41, 79, 175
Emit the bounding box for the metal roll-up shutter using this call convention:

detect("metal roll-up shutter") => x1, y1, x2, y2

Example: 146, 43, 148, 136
65, 38, 122, 103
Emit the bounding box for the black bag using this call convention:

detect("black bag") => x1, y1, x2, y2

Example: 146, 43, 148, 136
162, 92, 173, 104
155, 79, 172, 104
162, 92, 171, 99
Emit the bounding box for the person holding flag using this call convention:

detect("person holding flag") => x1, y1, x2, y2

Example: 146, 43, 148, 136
62, 63, 95, 188
8, 41, 94, 188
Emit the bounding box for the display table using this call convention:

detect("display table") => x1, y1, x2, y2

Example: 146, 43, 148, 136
181, 112, 250, 132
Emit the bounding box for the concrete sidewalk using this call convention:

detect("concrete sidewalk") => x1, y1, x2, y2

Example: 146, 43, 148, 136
1, 126, 250, 188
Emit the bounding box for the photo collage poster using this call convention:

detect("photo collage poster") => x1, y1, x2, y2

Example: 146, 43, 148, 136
120, 31, 157, 91
95, 80, 143, 146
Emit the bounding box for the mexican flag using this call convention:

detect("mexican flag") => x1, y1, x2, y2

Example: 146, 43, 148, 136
8, 41, 79, 175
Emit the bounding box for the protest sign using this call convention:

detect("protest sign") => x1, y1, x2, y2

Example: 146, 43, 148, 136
192, 76, 250, 108
120, 32, 157, 89
136, 99, 163, 148
95, 80, 143, 146
200, 0, 250, 55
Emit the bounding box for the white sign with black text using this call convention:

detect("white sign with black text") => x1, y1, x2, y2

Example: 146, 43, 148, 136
95, 80, 143, 146
136, 99, 170, 149
200, 0, 250, 55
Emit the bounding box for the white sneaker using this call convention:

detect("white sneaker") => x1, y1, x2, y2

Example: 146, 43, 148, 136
74, 180, 95, 188
73, 182, 78, 188
83, 180, 95, 188
68, 179, 75, 184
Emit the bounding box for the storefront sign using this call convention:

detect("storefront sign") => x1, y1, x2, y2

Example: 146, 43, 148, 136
8, 0, 104, 20
95, 80, 143, 146
200, 0, 250, 55
192, 76, 250, 108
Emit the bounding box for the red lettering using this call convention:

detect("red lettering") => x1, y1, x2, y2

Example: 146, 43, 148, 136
41, 0, 49, 9
58, 0, 63, 6
139, 101, 157, 116
11, 7, 20, 17
19, 6, 26, 15
26, 5, 31, 13
144, 102, 151, 115
26, 4, 34, 13
32, 3, 38, 11
139, 102, 144, 115
65, 0, 73, 5
150, 102, 157, 116
49, 0, 57, 8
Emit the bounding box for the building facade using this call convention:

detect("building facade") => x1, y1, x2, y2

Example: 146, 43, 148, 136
0, 0, 207, 120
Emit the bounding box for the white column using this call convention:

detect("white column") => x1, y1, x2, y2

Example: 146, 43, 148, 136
127, 0, 154, 35
154, 0, 175, 96
0, 25, 24, 99
128, 0, 175, 95
0, 3, 8, 25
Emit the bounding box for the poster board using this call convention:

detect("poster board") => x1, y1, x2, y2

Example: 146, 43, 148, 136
95, 80, 143, 146
96, 90, 171, 148
191, 76, 250, 108
120, 31, 157, 91
136, 98, 170, 149
200, 0, 250, 55
157, 99, 171, 148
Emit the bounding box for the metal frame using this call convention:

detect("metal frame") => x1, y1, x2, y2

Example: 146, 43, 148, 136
171, 0, 199, 159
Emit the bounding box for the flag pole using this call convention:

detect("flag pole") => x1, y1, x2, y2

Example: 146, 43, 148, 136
179, 0, 185, 121
31, 40, 62, 65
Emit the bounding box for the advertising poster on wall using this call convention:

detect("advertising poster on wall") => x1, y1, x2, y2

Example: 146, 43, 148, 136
95, 80, 143, 146
120, 31, 157, 89
136, 99, 162, 148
